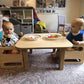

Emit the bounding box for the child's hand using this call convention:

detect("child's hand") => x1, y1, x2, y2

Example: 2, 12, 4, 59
61, 30, 65, 36
72, 39, 79, 45
19, 32, 23, 36
12, 50, 19, 54
6, 34, 12, 38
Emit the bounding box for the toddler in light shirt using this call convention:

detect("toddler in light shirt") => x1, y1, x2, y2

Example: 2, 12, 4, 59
1, 21, 23, 54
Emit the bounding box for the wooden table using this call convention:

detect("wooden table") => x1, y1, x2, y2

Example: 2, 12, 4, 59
15, 33, 73, 71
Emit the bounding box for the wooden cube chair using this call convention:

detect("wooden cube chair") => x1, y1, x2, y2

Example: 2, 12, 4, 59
0, 47, 23, 68
64, 44, 84, 64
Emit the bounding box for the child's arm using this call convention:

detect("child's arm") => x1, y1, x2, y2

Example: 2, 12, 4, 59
77, 34, 84, 44
6, 34, 12, 38
72, 38, 84, 45
1, 37, 7, 46
61, 30, 69, 36
78, 41, 84, 44
72, 40, 80, 45
18, 32, 23, 39
77, 37, 84, 45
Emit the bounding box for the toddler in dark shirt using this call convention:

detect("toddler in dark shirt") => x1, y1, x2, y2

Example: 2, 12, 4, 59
52, 18, 84, 62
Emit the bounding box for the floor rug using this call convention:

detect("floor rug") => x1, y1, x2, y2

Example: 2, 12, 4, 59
0, 49, 84, 84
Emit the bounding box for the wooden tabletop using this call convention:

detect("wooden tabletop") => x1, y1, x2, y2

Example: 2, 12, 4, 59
15, 33, 73, 49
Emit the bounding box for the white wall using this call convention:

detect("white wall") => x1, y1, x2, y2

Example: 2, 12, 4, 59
63, 0, 80, 23
80, 0, 84, 16
37, 13, 58, 32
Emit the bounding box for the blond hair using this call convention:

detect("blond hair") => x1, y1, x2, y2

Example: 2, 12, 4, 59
2, 21, 14, 30
72, 18, 84, 27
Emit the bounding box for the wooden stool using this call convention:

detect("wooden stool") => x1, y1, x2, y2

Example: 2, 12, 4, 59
0, 47, 23, 68
64, 44, 84, 64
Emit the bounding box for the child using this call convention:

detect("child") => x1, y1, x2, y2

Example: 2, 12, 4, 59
63, 18, 84, 50
1, 21, 23, 54
52, 18, 84, 62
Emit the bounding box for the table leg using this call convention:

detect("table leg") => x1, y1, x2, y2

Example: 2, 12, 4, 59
30, 49, 32, 54
53, 48, 55, 53
59, 48, 65, 70
22, 49, 29, 71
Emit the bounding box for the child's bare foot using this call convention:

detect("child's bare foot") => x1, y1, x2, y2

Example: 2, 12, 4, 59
66, 48, 75, 51
78, 47, 83, 51
51, 54, 59, 64
12, 50, 20, 54
51, 51, 60, 64
67, 47, 83, 51
51, 53, 56, 58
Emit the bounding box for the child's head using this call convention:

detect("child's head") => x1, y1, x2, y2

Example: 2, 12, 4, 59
71, 18, 84, 33
2, 21, 14, 35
